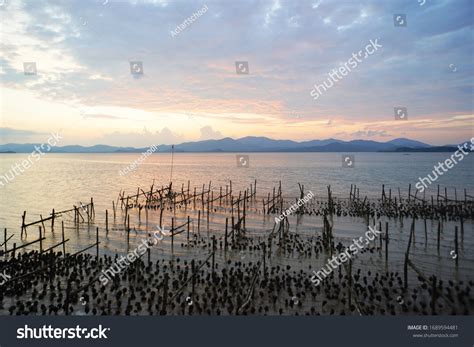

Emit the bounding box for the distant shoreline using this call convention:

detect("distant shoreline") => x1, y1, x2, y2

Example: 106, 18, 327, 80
2, 136, 469, 154
0, 148, 461, 154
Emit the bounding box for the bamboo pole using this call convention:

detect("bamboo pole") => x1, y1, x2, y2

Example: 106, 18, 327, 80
437, 220, 441, 252
96, 227, 99, 258
127, 215, 130, 245
243, 190, 247, 229
187, 216, 190, 243
39, 226, 43, 253
62, 221, 66, 256
159, 206, 164, 228
171, 218, 174, 252
197, 210, 201, 234
254, 179, 257, 200
91, 197, 95, 218
403, 219, 415, 289
224, 217, 228, 251
454, 226, 459, 267
231, 216, 235, 244
379, 222, 382, 252
51, 209, 55, 232
21, 211, 26, 238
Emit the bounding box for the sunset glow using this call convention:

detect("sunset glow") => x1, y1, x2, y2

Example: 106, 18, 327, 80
1, 0, 472, 146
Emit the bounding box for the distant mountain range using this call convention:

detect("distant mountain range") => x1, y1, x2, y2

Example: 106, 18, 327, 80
0, 137, 466, 153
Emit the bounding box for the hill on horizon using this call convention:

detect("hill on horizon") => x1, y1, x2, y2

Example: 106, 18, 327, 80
0, 136, 463, 153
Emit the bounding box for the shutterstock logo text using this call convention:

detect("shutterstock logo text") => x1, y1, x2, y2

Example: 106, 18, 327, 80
17, 325, 110, 339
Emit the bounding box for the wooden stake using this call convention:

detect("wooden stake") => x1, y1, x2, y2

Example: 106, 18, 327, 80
437, 220, 441, 252
243, 190, 247, 229
96, 227, 99, 258
197, 210, 201, 234
231, 216, 235, 244
187, 216, 190, 243
403, 219, 415, 289
254, 179, 257, 200
224, 218, 228, 251
39, 226, 43, 253
51, 209, 55, 232
62, 221, 66, 256
455, 226, 459, 266
127, 215, 130, 244
159, 206, 164, 228
21, 211, 26, 238
171, 218, 174, 252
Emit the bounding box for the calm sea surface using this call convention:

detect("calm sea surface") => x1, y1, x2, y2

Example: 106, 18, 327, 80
1, 152, 473, 230
0, 152, 473, 291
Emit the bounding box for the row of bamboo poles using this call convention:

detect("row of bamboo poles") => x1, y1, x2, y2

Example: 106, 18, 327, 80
2, 180, 472, 315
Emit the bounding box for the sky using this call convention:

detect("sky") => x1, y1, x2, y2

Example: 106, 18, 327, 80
0, 0, 472, 147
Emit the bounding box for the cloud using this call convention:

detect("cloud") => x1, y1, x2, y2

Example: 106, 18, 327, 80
0, 127, 46, 137
0, 0, 472, 145
199, 126, 223, 140
81, 114, 124, 120
0, 127, 49, 143
350, 130, 391, 138
96, 127, 183, 147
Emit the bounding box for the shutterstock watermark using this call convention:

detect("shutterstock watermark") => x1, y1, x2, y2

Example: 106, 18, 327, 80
310, 38, 382, 101
99, 226, 166, 285
0, 270, 12, 286
415, 138, 474, 193
170, 4, 208, 38
118, 144, 157, 176
275, 191, 314, 223
0, 132, 62, 188
17, 325, 109, 339
310, 226, 381, 286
